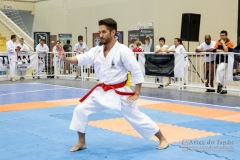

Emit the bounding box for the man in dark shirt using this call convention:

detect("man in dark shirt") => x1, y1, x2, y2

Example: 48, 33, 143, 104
63, 40, 72, 52
213, 30, 234, 94
63, 40, 72, 74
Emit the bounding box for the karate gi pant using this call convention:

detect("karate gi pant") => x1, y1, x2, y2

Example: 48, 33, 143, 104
35, 62, 45, 75
216, 62, 227, 87
17, 70, 26, 77
181, 60, 189, 84
70, 97, 159, 139
9, 60, 17, 78
183, 65, 188, 84
53, 60, 60, 75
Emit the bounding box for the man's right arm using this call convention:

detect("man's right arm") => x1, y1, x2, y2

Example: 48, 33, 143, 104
36, 45, 43, 53
195, 43, 205, 52
57, 45, 95, 66
6, 42, 16, 53
57, 45, 78, 65
195, 48, 205, 52
154, 46, 160, 53
63, 57, 78, 65
166, 46, 175, 53
73, 44, 81, 53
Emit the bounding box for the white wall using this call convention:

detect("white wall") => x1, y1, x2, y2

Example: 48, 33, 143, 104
33, 0, 238, 51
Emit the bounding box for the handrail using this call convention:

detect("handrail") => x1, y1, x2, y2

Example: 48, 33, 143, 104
0, 10, 33, 42
0, 10, 33, 50
0, 52, 239, 96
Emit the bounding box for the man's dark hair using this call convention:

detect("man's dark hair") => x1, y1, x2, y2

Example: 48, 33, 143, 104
78, 35, 83, 41
98, 18, 117, 32
159, 37, 165, 43
67, 40, 71, 44
40, 39, 45, 42
57, 40, 61, 43
220, 30, 228, 36
11, 35, 16, 39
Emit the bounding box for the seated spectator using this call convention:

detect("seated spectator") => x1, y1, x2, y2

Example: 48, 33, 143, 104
195, 35, 216, 92
213, 30, 234, 94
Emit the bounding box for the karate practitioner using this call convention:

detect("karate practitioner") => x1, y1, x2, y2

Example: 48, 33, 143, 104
56, 18, 168, 152
34, 39, 49, 79
6, 35, 18, 82
167, 38, 188, 87
154, 37, 169, 88
17, 38, 30, 80
73, 36, 88, 80
53, 41, 61, 76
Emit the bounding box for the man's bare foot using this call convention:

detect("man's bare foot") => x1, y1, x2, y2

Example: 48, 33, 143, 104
70, 143, 86, 152
165, 82, 171, 86
156, 140, 169, 150
10, 78, 17, 82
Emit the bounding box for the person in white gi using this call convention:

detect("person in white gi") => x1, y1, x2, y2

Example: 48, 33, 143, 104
56, 18, 168, 152
17, 38, 30, 80
139, 36, 153, 75
35, 39, 49, 79
73, 36, 88, 80
53, 40, 61, 76
154, 37, 169, 88
167, 38, 188, 87
6, 35, 18, 82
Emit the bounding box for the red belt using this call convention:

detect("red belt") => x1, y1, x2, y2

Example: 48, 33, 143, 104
80, 81, 135, 102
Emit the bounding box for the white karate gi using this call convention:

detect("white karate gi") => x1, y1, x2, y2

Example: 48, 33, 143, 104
70, 41, 159, 139
168, 44, 188, 83
35, 44, 49, 75
74, 42, 89, 70
74, 42, 88, 53
52, 45, 60, 74
6, 40, 17, 78
17, 43, 30, 77
139, 38, 153, 75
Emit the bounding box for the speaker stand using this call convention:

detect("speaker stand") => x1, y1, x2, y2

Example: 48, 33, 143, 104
186, 40, 204, 83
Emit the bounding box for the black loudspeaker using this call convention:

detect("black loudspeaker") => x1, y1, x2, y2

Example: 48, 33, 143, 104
180, 13, 201, 42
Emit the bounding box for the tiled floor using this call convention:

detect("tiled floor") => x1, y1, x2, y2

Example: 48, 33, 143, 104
0, 80, 239, 160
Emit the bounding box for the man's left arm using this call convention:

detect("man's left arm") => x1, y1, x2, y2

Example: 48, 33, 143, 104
221, 41, 234, 52
45, 45, 50, 53
121, 50, 144, 102
25, 45, 30, 52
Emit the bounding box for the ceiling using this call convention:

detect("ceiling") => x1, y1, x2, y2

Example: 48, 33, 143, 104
1, 0, 48, 3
